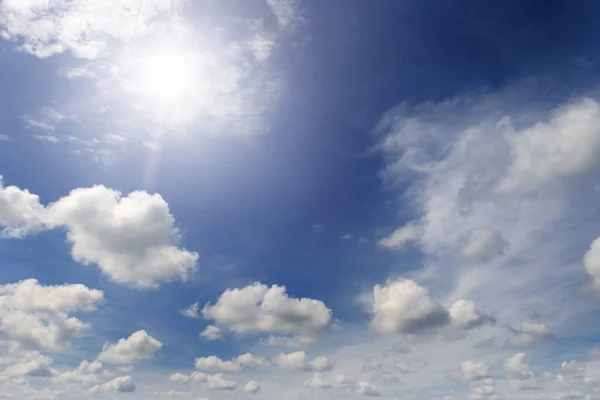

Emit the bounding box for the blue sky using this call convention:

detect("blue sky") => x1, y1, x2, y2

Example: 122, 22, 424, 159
2, 0, 600, 399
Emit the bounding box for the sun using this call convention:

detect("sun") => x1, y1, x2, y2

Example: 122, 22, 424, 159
133, 52, 194, 102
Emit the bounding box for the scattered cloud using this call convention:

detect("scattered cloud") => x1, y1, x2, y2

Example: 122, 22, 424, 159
356, 381, 380, 396
90, 375, 135, 393
505, 323, 555, 348
273, 351, 332, 371
98, 330, 162, 364
459, 360, 489, 381
377, 222, 421, 250
303, 372, 351, 389
200, 325, 223, 341
244, 380, 260, 394
180, 302, 200, 319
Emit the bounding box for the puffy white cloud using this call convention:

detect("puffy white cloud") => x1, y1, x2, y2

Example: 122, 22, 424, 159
498, 98, 600, 192
45, 186, 199, 288
377, 222, 421, 250
356, 381, 380, 396
505, 353, 533, 380
169, 372, 190, 383
91, 375, 135, 393
53, 360, 104, 385
0, 0, 172, 58
180, 302, 200, 319
194, 373, 237, 390
262, 335, 315, 348
202, 283, 332, 337
505, 323, 555, 348
449, 300, 495, 330
200, 325, 222, 341
460, 361, 489, 381
369, 279, 449, 334
0, 279, 103, 351
98, 329, 162, 364
194, 356, 241, 373
303, 373, 351, 389
460, 228, 506, 263
234, 353, 268, 368
244, 380, 260, 394
0, 176, 45, 238
2, 353, 56, 378
273, 351, 332, 371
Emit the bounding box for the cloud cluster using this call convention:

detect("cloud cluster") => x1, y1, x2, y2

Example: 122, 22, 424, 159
0, 279, 103, 351
0, 178, 198, 288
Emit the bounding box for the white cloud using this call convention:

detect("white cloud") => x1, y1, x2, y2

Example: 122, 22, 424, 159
505, 323, 555, 348
498, 98, 600, 192
202, 283, 332, 337
265, 0, 302, 30
180, 302, 200, 319
169, 372, 191, 383
459, 360, 489, 381
0, 134, 9, 141
0, 279, 103, 351
356, 381, 380, 396
194, 356, 241, 373
98, 329, 162, 364
186, 372, 237, 390
91, 375, 135, 393
234, 353, 268, 368
584, 237, 600, 290
377, 222, 421, 250
244, 380, 260, 394
449, 300, 495, 330
303, 372, 351, 389
45, 185, 199, 288
200, 325, 223, 341
0, 176, 45, 238
273, 351, 332, 371
0, 0, 172, 58
369, 279, 449, 334
2, 353, 56, 378
53, 359, 105, 385
460, 228, 507, 263
505, 353, 533, 380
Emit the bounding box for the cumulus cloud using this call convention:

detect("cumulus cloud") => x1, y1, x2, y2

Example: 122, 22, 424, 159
234, 353, 268, 368
0, 279, 103, 351
200, 325, 222, 341
459, 228, 507, 263
180, 302, 200, 319
54, 359, 104, 385
91, 375, 135, 393
0, 176, 45, 238
194, 356, 241, 373
185, 372, 237, 390
98, 330, 162, 364
505, 353, 533, 380
202, 283, 332, 338
356, 381, 381, 396
45, 186, 198, 288
0, 0, 172, 58
505, 323, 555, 348
377, 222, 421, 250
449, 300, 495, 330
303, 373, 351, 389
244, 380, 260, 394
459, 360, 489, 381
369, 279, 449, 334
273, 351, 332, 371
2, 353, 56, 378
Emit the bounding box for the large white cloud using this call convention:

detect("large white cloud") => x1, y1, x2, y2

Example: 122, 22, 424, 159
0, 279, 103, 351
0, 176, 45, 238
98, 329, 162, 364
0, 0, 172, 58
369, 279, 449, 334
202, 283, 332, 337
45, 185, 199, 288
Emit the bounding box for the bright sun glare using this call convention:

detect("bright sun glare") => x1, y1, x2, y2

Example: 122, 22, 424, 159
134, 52, 195, 102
